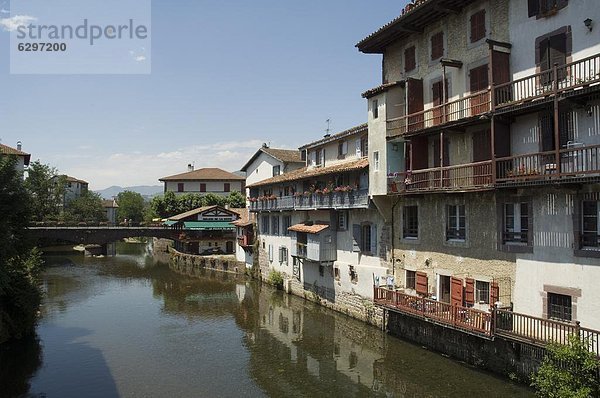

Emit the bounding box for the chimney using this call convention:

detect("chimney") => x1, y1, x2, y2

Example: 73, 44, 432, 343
17, 141, 22, 151
262, 143, 268, 148
188, 163, 194, 172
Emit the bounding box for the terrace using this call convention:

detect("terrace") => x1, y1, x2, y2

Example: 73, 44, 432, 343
249, 188, 369, 212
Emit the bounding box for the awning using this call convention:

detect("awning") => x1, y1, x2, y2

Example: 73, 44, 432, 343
183, 221, 235, 230
288, 223, 329, 234
163, 220, 178, 227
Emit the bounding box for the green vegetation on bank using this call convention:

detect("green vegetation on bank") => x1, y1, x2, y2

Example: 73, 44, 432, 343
147, 191, 245, 220
0, 157, 42, 343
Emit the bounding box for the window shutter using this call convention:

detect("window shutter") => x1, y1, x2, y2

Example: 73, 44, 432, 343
310, 151, 316, 166
268, 244, 273, 262
465, 278, 475, 305
355, 139, 362, 157
342, 141, 348, 155
352, 224, 361, 252
528, 0, 539, 17
416, 271, 428, 295
371, 224, 378, 254
451, 277, 463, 307
490, 281, 499, 305
279, 246, 283, 263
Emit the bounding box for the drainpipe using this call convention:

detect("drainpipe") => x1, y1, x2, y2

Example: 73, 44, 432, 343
390, 196, 401, 284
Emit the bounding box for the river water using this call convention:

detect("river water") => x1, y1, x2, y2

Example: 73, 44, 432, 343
0, 243, 534, 397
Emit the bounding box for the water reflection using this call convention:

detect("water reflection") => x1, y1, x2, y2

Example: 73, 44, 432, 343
1, 242, 533, 398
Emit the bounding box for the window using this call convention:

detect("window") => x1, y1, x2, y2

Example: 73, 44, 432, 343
349, 265, 358, 284
528, 0, 568, 18
316, 149, 323, 166
338, 141, 348, 159
271, 216, 279, 236
272, 165, 281, 177
360, 137, 368, 157
334, 267, 340, 280
319, 264, 325, 277
475, 281, 490, 304
282, 215, 292, 236
268, 244, 273, 262
538, 32, 567, 82
279, 246, 288, 265
224, 183, 230, 192
470, 64, 489, 93
362, 224, 372, 253
261, 215, 270, 235
337, 211, 348, 231
470, 10, 486, 43
582, 201, 600, 248
403, 206, 419, 239
503, 202, 529, 244
301, 150, 307, 161
431, 32, 444, 60
548, 293, 572, 321
372, 99, 379, 119
373, 151, 380, 172
200, 183, 206, 192
405, 270, 416, 289
446, 204, 466, 241
177, 183, 184, 192
404, 45, 416, 72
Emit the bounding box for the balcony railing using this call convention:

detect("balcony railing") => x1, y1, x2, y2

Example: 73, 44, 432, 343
297, 243, 308, 258
237, 234, 253, 247
387, 160, 493, 193
249, 189, 369, 211
386, 53, 600, 138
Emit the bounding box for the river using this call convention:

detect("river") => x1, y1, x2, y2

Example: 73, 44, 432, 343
0, 242, 534, 397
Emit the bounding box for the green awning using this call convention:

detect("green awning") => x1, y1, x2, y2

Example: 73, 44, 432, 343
163, 220, 178, 227
183, 221, 235, 230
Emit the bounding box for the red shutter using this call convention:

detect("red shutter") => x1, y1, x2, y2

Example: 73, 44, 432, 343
470, 10, 486, 43
465, 278, 475, 305
490, 281, 499, 306
407, 78, 424, 132
431, 32, 444, 60
450, 277, 463, 307
404, 46, 416, 72
416, 271, 428, 295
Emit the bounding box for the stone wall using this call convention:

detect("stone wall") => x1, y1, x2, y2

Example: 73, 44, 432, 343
386, 310, 545, 381
169, 247, 245, 275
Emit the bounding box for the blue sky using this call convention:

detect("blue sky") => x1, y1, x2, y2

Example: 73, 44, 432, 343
0, 1, 404, 189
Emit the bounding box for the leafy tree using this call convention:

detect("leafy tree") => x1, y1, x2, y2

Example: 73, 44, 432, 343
531, 334, 600, 398
204, 193, 225, 207
64, 191, 105, 222
0, 156, 42, 343
177, 193, 205, 213
116, 191, 145, 222
225, 191, 246, 208
24, 160, 64, 221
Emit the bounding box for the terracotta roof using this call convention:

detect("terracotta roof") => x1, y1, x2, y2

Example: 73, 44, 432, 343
231, 208, 253, 227
101, 200, 118, 208
64, 176, 89, 184
299, 124, 368, 150
167, 205, 242, 221
356, 0, 473, 54
247, 157, 368, 188
0, 143, 31, 165
159, 167, 245, 182
288, 223, 329, 234
240, 147, 303, 172
362, 81, 404, 99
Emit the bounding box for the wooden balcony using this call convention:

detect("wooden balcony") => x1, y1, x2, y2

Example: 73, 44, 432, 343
387, 160, 493, 194
248, 189, 369, 212
386, 53, 600, 138
237, 234, 253, 248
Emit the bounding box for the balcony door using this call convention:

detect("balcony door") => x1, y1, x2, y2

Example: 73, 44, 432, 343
432, 79, 448, 126
473, 129, 492, 184
407, 78, 424, 132
469, 64, 489, 116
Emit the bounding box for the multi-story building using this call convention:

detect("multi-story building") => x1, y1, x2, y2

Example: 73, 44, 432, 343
0, 142, 30, 175
247, 124, 389, 305
240, 145, 304, 193
51, 175, 89, 211
159, 166, 245, 196
358, 0, 600, 328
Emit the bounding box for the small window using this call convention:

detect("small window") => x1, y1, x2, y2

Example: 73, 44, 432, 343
261, 215, 270, 235
503, 202, 529, 244
406, 270, 416, 289
431, 32, 444, 60
271, 216, 279, 236
470, 10, 486, 43
224, 183, 230, 192
360, 137, 368, 157
337, 211, 348, 231
315, 149, 323, 166
279, 246, 288, 265
373, 151, 380, 172
334, 267, 340, 280
200, 183, 206, 192
372, 99, 379, 119
177, 183, 184, 192
301, 150, 307, 161
404, 45, 416, 72
548, 292, 572, 321
403, 205, 419, 239
349, 265, 358, 284
446, 204, 466, 241
282, 215, 292, 236
476, 280, 490, 304
272, 165, 281, 176
337, 141, 348, 159
362, 224, 372, 254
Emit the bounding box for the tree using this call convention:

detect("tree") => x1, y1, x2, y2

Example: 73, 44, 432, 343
64, 191, 105, 223
225, 191, 246, 208
116, 191, 145, 222
204, 193, 225, 207
531, 334, 600, 398
24, 160, 64, 221
0, 156, 42, 343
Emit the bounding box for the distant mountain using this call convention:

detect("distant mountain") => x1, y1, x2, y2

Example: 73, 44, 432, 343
95, 185, 163, 199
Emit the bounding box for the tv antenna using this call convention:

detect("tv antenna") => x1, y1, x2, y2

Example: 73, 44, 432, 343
324, 119, 331, 137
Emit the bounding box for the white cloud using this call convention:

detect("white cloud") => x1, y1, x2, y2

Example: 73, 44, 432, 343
0, 9, 10, 14
0, 15, 36, 32
57, 139, 266, 190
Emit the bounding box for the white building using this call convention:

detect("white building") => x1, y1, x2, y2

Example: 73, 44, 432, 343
102, 199, 119, 225
240, 145, 304, 193
0, 142, 30, 175
159, 166, 245, 196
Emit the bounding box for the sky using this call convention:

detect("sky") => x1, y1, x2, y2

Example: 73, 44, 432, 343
0, 1, 405, 190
